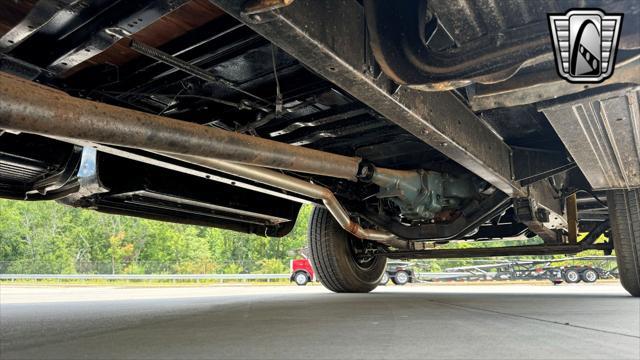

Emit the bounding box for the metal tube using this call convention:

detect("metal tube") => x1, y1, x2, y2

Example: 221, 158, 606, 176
0, 72, 361, 181
384, 243, 612, 259
566, 193, 578, 244
0, 73, 408, 246
163, 153, 408, 249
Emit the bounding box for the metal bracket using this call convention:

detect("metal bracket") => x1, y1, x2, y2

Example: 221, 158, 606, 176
513, 197, 564, 243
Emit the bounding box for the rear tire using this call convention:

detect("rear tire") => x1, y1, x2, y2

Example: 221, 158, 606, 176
607, 189, 640, 297
308, 206, 386, 293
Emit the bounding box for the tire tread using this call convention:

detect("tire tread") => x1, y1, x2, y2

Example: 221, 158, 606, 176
607, 189, 640, 297
308, 206, 383, 293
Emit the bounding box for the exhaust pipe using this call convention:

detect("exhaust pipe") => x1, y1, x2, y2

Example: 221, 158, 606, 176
0, 73, 407, 248
164, 153, 408, 249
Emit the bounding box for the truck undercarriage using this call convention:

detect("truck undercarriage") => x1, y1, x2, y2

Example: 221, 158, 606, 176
0, 0, 638, 295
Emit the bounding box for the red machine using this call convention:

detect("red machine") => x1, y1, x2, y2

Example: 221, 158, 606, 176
290, 257, 315, 286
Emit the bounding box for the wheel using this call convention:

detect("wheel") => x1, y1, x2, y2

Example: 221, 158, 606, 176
379, 272, 390, 285
581, 269, 598, 283
308, 206, 386, 293
392, 270, 409, 285
294, 271, 309, 286
607, 189, 640, 297
563, 269, 581, 283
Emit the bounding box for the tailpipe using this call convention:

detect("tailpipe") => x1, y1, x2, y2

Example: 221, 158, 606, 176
164, 153, 409, 249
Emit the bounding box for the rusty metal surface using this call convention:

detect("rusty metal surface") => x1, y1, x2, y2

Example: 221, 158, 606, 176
0, 72, 401, 247
0, 72, 361, 180
364, 0, 552, 87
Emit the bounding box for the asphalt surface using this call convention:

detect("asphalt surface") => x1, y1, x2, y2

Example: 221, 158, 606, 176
1, 283, 638, 359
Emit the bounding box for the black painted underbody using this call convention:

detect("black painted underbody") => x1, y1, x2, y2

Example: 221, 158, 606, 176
0, 0, 632, 240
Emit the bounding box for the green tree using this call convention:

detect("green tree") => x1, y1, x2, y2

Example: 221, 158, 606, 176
0, 199, 315, 274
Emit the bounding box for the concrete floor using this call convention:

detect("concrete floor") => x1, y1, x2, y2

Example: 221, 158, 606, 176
1, 283, 638, 359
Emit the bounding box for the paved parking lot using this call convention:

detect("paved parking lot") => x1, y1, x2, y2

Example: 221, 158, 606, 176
1, 283, 638, 359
